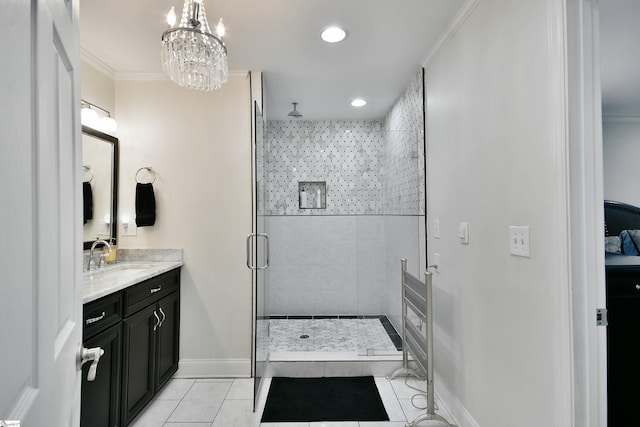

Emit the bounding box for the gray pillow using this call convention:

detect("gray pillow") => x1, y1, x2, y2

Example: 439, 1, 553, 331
605, 235, 622, 254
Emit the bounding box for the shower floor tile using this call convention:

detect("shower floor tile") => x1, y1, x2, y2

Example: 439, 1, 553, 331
265, 317, 399, 356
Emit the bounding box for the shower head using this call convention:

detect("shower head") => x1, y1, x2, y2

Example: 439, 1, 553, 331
287, 102, 303, 118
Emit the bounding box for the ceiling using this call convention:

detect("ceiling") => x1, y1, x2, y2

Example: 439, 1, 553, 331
79, 0, 466, 121
80, 0, 638, 120
600, 0, 640, 117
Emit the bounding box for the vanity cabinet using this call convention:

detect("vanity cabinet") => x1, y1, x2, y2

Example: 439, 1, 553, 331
81, 293, 123, 427
121, 269, 181, 426
81, 267, 180, 427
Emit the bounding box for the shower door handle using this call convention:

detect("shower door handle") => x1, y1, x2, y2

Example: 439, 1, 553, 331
246, 233, 270, 270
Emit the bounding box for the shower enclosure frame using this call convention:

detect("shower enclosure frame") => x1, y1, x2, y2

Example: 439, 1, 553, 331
249, 101, 269, 411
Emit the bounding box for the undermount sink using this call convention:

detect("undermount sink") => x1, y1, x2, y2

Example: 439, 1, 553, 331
113, 268, 148, 276
84, 263, 153, 280
117, 263, 154, 270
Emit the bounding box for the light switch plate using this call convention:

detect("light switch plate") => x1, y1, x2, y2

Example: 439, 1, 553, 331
509, 225, 530, 257
121, 221, 137, 236
458, 222, 469, 244
433, 219, 440, 239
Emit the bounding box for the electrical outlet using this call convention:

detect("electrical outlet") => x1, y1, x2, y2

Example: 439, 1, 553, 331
509, 226, 530, 257
430, 253, 440, 273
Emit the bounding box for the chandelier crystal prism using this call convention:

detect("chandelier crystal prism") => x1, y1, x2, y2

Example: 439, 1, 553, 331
161, 0, 228, 91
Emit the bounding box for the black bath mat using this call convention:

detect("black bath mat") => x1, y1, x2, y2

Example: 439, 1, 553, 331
261, 376, 389, 422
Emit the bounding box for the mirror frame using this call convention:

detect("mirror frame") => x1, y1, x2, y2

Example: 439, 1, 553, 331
83, 125, 119, 250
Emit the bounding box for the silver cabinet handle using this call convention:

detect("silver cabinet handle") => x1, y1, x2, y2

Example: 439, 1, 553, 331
153, 310, 161, 331
150, 285, 162, 294
246, 233, 270, 270
86, 311, 106, 325
77, 345, 105, 382
158, 308, 166, 328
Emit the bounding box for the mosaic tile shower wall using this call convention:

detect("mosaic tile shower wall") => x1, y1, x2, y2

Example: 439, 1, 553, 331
263, 69, 425, 318
265, 120, 384, 215
264, 69, 425, 216
383, 69, 425, 215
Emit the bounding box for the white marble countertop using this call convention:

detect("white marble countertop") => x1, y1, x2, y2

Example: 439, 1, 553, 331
83, 261, 183, 304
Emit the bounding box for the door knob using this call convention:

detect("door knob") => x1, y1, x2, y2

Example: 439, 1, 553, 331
77, 345, 104, 382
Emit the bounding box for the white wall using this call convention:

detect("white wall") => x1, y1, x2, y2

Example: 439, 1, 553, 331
424, 0, 572, 425
114, 77, 253, 376
80, 58, 115, 115
603, 118, 640, 207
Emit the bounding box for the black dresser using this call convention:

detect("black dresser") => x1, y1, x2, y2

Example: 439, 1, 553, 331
606, 254, 640, 426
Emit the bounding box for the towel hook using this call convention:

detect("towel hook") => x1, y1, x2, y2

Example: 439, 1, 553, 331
83, 165, 94, 183
135, 166, 156, 184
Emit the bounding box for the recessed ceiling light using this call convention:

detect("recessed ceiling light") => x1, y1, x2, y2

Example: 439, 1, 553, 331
351, 98, 367, 107
321, 26, 347, 43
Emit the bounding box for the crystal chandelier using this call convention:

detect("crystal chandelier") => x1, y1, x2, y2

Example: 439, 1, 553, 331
161, 0, 228, 91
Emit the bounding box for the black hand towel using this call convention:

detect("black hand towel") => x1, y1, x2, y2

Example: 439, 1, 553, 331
83, 181, 93, 225
135, 182, 156, 227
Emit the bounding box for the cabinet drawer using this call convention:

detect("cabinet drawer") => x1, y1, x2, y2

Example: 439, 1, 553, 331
607, 272, 640, 297
83, 292, 123, 338
124, 268, 180, 317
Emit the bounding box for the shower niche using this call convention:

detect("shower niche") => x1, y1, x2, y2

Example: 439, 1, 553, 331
298, 181, 326, 209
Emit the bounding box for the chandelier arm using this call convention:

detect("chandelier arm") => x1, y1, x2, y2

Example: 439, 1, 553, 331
161, 27, 227, 55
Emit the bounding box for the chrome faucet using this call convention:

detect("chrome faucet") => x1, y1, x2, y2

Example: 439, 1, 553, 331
88, 239, 112, 271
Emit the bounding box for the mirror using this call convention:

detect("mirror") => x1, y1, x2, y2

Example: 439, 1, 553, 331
82, 125, 118, 249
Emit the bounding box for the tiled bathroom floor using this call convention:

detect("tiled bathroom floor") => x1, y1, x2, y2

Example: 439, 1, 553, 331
129, 376, 456, 427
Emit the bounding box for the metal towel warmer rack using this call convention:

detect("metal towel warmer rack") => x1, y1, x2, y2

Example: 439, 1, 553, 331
389, 259, 456, 427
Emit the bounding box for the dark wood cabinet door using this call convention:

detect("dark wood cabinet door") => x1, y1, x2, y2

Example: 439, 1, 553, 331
81, 323, 122, 427
156, 292, 180, 392
121, 304, 157, 426
607, 284, 640, 426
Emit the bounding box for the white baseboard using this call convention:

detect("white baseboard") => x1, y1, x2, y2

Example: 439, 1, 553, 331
174, 359, 252, 378
435, 372, 479, 427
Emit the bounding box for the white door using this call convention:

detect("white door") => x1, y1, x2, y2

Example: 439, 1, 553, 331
566, 0, 607, 425
0, 0, 83, 425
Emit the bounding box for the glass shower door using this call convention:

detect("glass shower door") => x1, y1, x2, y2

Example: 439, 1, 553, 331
251, 102, 269, 409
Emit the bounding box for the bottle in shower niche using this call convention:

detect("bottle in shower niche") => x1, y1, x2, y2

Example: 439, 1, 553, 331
300, 189, 308, 209
316, 189, 322, 208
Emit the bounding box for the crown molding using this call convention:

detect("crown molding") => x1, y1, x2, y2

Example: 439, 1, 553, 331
114, 73, 169, 81
421, 0, 481, 68
80, 48, 116, 79
603, 115, 640, 123
115, 70, 250, 82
